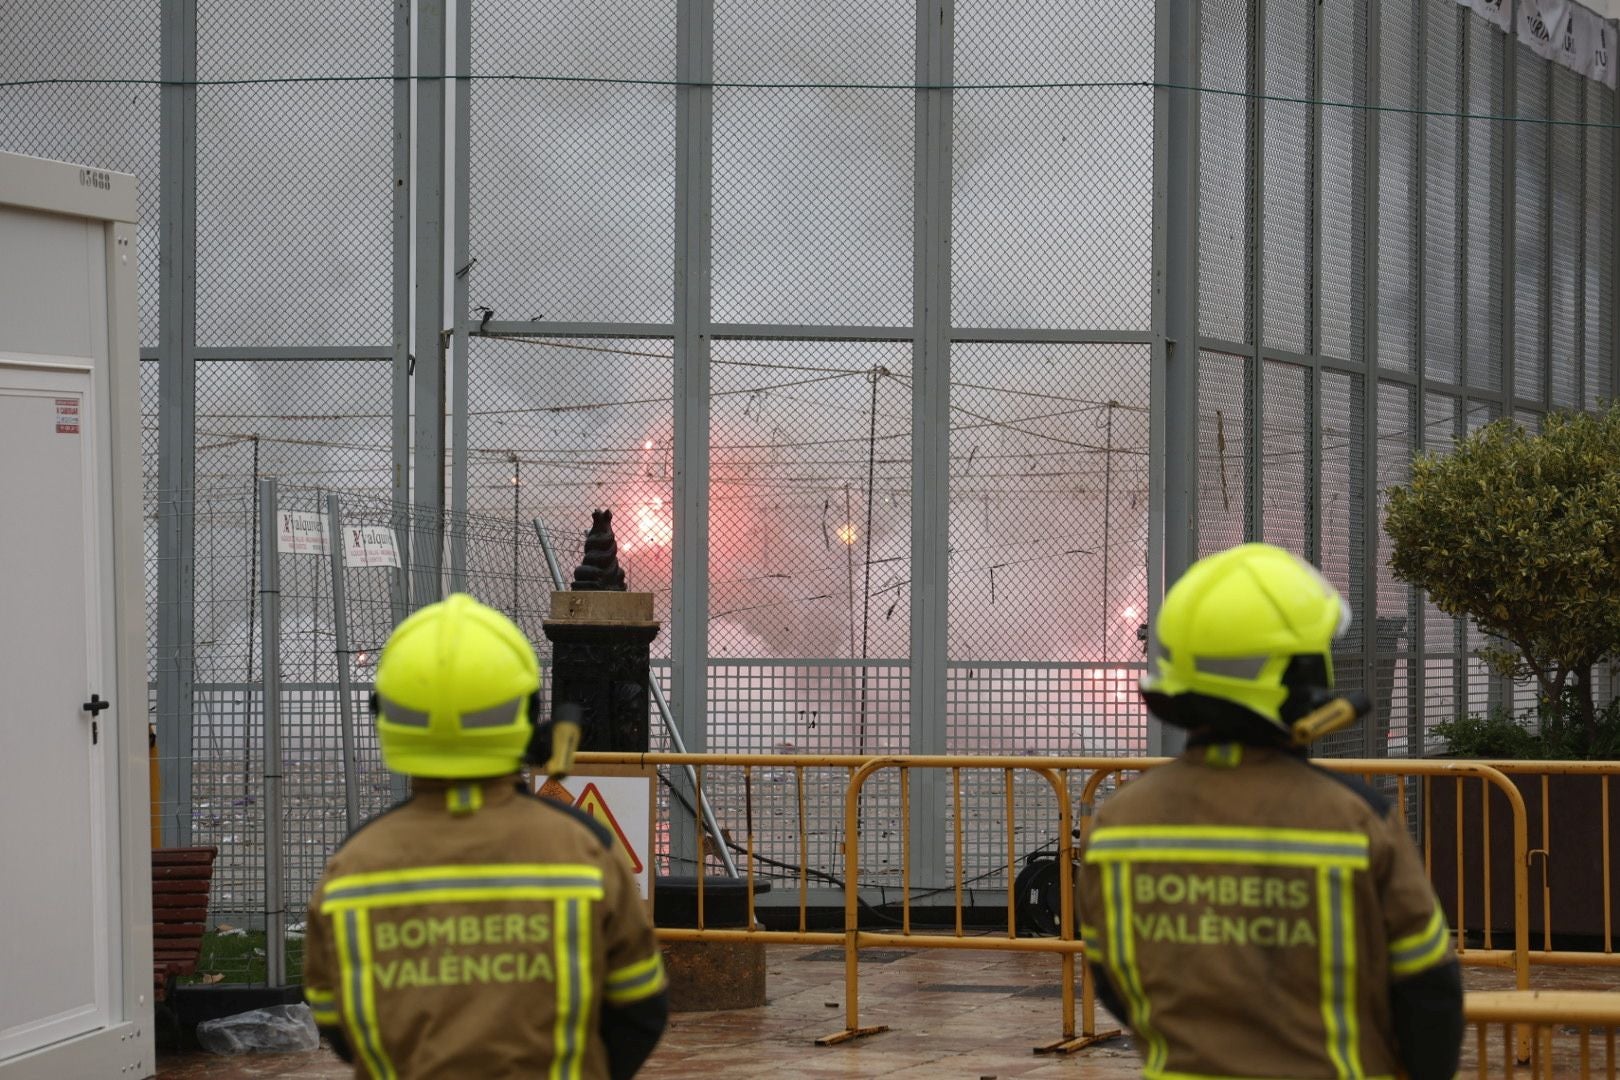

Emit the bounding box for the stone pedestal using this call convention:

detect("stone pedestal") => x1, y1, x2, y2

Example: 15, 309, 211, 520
655, 876, 770, 1011
542, 591, 660, 753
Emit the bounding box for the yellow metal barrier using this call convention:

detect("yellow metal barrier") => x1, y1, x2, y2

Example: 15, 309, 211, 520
1444, 761, 1620, 970
572, 751, 1560, 1060
1465, 991, 1620, 1078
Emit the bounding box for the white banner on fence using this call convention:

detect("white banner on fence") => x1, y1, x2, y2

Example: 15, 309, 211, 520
277, 510, 330, 555
1469, 0, 1514, 32
1520, 0, 1571, 61
343, 525, 401, 568
1485, 0, 1620, 88
1589, 12, 1619, 87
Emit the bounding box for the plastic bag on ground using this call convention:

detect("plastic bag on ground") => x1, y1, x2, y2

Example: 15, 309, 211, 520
195, 1003, 320, 1055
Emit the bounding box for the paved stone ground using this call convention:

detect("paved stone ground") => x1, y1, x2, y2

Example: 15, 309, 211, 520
157, 945, 1620, 1078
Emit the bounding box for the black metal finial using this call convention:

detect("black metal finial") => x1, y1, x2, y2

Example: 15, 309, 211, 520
571, 509, 627, 591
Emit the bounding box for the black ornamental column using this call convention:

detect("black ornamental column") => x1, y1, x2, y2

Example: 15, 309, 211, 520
542, 510, 661, 752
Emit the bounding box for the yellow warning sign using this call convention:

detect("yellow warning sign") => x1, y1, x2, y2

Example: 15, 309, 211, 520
574, 782, 643, 873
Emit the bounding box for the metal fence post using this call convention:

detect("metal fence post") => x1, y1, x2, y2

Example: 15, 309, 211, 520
448, 0, 472, 592
392, 0, 413, 620
413, 0, 449, 607
910, 0, 955, 896
155, 0, 198, 848
258, 477, 286, 986
672, 0, 715, 874
1151, 0, 1199, 758
327, 494, 361, 834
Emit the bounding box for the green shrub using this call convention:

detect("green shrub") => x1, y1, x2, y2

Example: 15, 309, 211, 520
1431, 693, 1620, 760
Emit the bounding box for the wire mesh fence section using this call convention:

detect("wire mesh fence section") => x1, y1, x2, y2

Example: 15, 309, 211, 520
0, 0, 162, 346
1466, 15, 1506, 393
1198, 0, 1251, 346
175, 492, 265, 982
193, 2, 393, 348
1318, 370, 1367, 757
1197, 352, 1250, 556
1550, 65, 1584, 412
713, 0, 913, 327
1262, 0, 1314, 355
1421, 393, 1462, 728
464, 336, 673, 653
1376, 382, 1417, 755
1426, 2, 1463, 388
1260, 361, 1311, 556
699, 661, 909, 887
194, 358, 395, 501
1379, 0, 1421, 375
1517, 45, 1552, 406
466, 0, 675, 325
948, 343, 1150, 667
1586, 81, 1616, 410
143, 360, 161, 684
1320, 0, 1367, 367
708, 340, 912, 661
952, 1, 1152, 331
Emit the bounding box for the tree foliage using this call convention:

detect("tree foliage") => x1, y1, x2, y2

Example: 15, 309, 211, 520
1383, 407, 1620, 751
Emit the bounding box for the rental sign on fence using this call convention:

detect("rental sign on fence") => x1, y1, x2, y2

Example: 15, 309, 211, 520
276, 511, 401, 567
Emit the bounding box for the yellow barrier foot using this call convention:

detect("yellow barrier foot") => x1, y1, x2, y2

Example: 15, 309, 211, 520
815, 1025, 890, 1046
1033, 1028, 1124, 1055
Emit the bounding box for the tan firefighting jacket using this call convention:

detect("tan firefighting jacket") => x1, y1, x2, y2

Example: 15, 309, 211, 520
1078, 744, 1454, 1080
303, 775, 665, 1079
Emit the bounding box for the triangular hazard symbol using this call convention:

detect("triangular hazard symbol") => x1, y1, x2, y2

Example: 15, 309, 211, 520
537, 778, 574, 805
574, 783, 643, 873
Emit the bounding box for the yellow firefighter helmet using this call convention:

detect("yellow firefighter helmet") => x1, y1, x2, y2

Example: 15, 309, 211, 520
1142, 543, 1351, 731
372, 593, 540, 779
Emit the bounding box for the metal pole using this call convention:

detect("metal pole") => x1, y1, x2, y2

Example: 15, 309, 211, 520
909, 0, 955, 897
533, 519, 566, 591
258, 478, 286, 986
392, 0, 412, 622
448, 0, 472, 591
156, 0, 198, 847
534, 518, 738, 878
326, 494, 361, 834
413, 0, 449, 607
511, 455, 521, 614
1101, 404, 1113, 660
650, 680, 741, 880
1150, 0, 1198, 756
1362, 0, 1384, 754
857, 369, 879, 759
672, 0, 715, 873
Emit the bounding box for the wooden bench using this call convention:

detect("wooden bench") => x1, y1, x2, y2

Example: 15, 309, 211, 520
152, 846, 217, 1003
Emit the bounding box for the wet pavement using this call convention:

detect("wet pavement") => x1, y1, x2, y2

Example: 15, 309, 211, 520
157, 944, 1620, 1078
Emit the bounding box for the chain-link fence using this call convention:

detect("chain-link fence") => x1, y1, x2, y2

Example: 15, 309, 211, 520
9, 0, 1620, 982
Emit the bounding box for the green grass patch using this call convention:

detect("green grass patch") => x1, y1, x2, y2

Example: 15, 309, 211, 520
179, 929, 304, 986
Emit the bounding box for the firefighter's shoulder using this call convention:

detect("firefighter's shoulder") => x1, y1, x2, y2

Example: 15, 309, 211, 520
516, 787, 617, 852
1304, 760, 1393, 818
1090, 755, 1200, 821
328, 794, 416, 859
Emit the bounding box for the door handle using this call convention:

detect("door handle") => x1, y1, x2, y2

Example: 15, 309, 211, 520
83, 693, 110, 716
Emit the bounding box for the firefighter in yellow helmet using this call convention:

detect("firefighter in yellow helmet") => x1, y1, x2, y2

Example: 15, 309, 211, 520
302, 594, 667, 1079
1078, 544, 1462, 1080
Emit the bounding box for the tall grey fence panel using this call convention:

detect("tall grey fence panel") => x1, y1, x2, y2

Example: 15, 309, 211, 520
1189, 0, 1619, 762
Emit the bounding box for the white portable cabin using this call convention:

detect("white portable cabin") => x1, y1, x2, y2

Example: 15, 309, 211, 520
0, 151, 154, 1077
